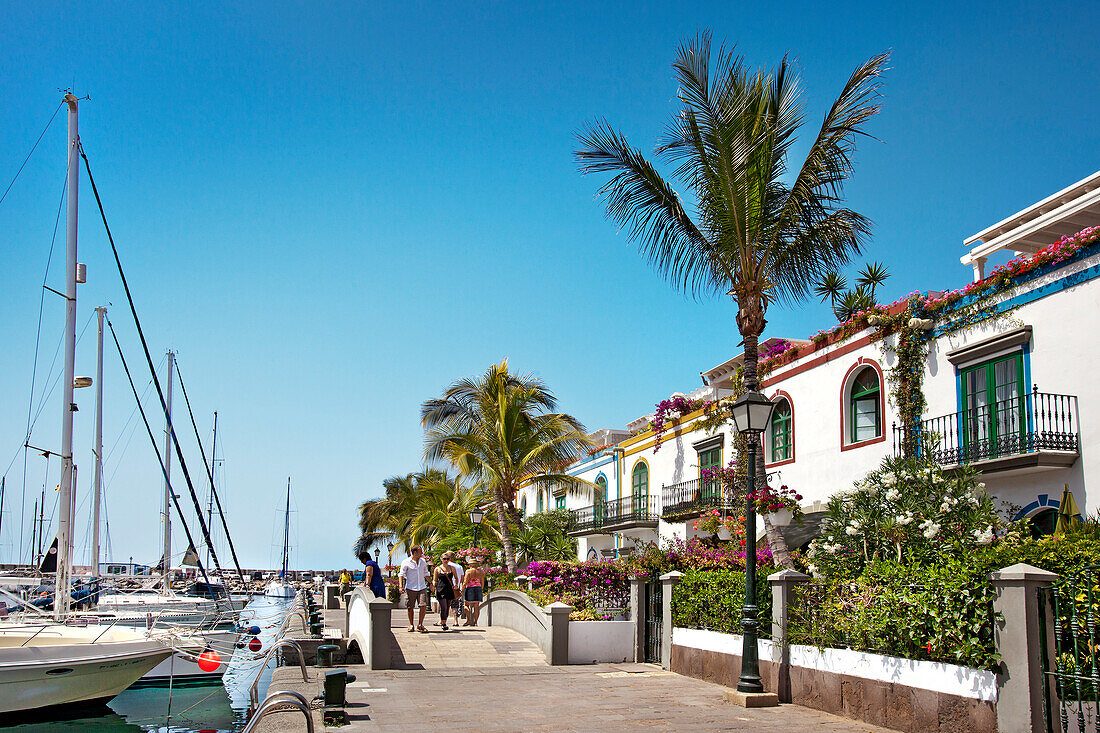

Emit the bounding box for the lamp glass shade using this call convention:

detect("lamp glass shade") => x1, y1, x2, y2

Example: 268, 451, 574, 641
731, 390, 778, 434
469, 508, 485, 525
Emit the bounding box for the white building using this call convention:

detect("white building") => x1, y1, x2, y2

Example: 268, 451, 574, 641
520, 171, 1100, 558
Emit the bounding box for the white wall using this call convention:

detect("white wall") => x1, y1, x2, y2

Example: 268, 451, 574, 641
568, 620, 635, 664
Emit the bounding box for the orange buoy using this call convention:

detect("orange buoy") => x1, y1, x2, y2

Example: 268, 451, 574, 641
196, 648, 222, 672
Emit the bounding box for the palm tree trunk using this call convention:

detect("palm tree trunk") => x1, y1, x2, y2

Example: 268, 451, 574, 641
494, 485, 518, 573
740, 322, 796, 570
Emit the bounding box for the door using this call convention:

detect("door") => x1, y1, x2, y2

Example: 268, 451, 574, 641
698, 445, 722, 505
961, 353, 1024, 460
594, 476, 607, 529
644, 580, 663, 664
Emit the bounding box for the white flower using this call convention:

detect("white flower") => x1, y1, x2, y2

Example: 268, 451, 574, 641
845, 526, 859, 536
896, 513, 914, 526
882, 474, 896, 486
920, 518, 941, 539
977, 482, 987, 490
884, 488, 900, 502
807, 564, 818, 574
974, 527, 994, 545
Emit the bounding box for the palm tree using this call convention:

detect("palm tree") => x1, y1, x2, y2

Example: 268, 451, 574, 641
576, 33, 887, 568
421, 360, 593, 572
815, 261, 890, 321
358, 470, 494, 560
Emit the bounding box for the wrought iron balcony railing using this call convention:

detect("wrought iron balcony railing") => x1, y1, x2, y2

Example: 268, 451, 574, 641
660, 477, 730, 520
568, 495, 660, 535
893, 388, 1079, 466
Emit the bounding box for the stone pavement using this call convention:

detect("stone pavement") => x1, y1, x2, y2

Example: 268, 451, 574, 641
254, 615, 896, 732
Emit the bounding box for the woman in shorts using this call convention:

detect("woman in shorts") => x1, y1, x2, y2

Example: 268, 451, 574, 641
461, 559, 485, 627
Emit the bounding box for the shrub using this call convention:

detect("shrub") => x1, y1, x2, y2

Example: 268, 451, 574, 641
524, 560, 631, 619
807, 455, 1004, 578
671, 568, 773, 638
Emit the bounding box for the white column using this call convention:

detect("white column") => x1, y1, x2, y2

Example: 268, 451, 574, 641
54, 93, 80, 620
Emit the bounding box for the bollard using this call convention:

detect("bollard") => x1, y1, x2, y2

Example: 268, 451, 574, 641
309, 621, 324, 636
317, 644, 338, 668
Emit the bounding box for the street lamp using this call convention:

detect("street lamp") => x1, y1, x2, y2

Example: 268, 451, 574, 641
469, 508, 485, 547
729, 389, 778, 695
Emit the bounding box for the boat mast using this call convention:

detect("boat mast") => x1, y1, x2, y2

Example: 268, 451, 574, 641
54, 93, 80, 620
91, 306, 105, 579
205, 412, 217, 569
281, 478, 290, 579
161, 350, 175, 589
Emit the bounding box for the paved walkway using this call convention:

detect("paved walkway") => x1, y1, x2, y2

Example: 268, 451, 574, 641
386, 615, 547, 670
257, 612, 895, 732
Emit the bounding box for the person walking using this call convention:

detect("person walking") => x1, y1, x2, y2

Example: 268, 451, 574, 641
446, 552, 465, 623
461, 559, 485, 627
362, 551, 386, 600
399, 546, 430, 632
432, 556, 458, 631
338, 569, 352, 606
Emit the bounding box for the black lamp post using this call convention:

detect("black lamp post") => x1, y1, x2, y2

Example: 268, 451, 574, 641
469, 508, 485, 547
729, 389, 778, 694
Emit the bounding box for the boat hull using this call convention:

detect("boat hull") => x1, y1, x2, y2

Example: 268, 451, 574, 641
0, 638, 173, 714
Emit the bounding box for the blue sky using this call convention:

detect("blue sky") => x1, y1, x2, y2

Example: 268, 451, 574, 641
1, 1, 1097, 570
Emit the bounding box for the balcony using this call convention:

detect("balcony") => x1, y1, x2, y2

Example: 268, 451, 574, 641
893, 389, 1080, 473
567, 495, 660, 536
660, 477, 731, 521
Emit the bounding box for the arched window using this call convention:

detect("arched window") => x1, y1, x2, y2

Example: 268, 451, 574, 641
595, 475, 608, 503
536, 490, 544, 514
631, 462, 648, 505
520, 495, 527, 516
1030, 508, 1057, 538
631, 462, 649, 515
770, 398, 792, 462
850, 367, 882, 442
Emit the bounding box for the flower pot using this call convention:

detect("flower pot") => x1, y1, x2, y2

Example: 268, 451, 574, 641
769, 508, 793, 527
717, 527, 732, 541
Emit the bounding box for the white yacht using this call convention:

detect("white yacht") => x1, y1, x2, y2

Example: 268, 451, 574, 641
0, 621, 201, 715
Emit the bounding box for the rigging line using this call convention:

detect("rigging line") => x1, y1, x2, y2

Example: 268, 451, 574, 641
8, 166, 68, 562
105, 319, 222, 611
174, 360, 245, 582
24, 140, 71, 443
0, 100, 64, 209
79, 147, 228, 587
28, 311, 96, 433
103, 357, 163, 465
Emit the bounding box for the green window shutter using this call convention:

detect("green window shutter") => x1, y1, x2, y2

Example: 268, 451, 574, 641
632, 463, 648, 498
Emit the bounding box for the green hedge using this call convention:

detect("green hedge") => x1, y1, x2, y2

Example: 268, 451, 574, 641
788, 558, 999, 669
671, 568, 772, 638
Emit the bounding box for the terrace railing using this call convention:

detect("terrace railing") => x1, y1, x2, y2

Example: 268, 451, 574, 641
569, 494, 660, 534
893, 387, 1079, 466
660, 477, 729, 521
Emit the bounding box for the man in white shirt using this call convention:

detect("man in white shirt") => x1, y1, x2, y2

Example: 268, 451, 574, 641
399, 545, 430, 632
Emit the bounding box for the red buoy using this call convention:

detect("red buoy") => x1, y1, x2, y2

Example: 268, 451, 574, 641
248, 637, 262, 652
197, 649, 222, 672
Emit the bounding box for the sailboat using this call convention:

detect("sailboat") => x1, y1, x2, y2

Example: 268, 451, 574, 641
263, 479, 295, 598
0, 94, 203, 715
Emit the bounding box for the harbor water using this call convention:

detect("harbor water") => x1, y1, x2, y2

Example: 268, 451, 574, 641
9, 594, 294, 732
